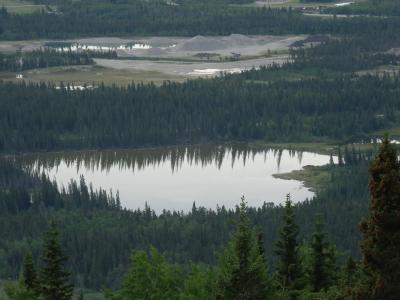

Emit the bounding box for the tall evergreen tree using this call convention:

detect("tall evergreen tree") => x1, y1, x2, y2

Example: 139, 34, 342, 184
39, 221, 73, 300
309, 215, 333, 292
336, 256, 360, 299
338, 148, 344, 166
342, 256, 357, 288
22, 252, 38, 293
324, 244, 338, 285
216, 196, 273, 299
359, 136, 400, 299
274, 194, 303, 296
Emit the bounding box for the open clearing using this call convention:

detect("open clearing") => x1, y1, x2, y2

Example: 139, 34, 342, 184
245, 0, 365, 8
0, 54, 288, 86
0, 0, 47, 14
0, 39, 45, 54
72, 35, 303, 59
356, 65, 400, 77
0, 65, 186, 86
95, 55, 288, 77
0, 34, 305, 59
0, 34, 309, 84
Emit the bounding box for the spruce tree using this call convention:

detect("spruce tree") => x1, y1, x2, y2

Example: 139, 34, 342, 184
22, 252, 38, 293
274, 194, 303, 295
39, 221, 73, 300
359, 136, 400, 299
338, 148, 344, 166
343, 256, 357, 288
324, 244, 338, 285
309, 215, 333, 292
216, 196, 273, 299
329, 154, 334, 166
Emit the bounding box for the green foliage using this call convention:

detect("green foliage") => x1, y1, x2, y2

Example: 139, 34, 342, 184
22, 253, 39, 294
39, 221, 73, 300
102, 198, 278, 299
1, 73, 400, 152
336, 255, 360, 298
0, 0, 398, 297
179, 265, 215, 300
0, 49, 95, 72
77, 290, 84, 300
274, 194, 304, 296
215, 197, 274, 300
107, 249, 214, 300
342, 257, 357, 288
0, 155, 370, 289
1, 1, 399, 40
309, 216, 337, 292
2, 281, 39, 300
119, 246, 181, 300
359, 137, 400, 299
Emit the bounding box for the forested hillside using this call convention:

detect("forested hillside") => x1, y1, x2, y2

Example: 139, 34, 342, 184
1, 0, 400, 298
1, 17, 399, 153
1, 74, 399, 152
1, 0, 400, 39
2, 139, 400, 299
0, 146, 370, 289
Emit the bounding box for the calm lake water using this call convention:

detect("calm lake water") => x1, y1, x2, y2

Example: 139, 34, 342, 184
16, 144, 332, 213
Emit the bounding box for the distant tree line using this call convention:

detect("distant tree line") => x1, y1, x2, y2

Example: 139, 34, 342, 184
0, 48, 120, 72
0, 73, 399, 152
0, 49, 94, 72
1, 0, 400, 39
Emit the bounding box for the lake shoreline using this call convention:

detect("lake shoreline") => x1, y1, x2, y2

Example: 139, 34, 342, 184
2, 139, 340, 158
273, 164, 333, 194
12, 143, 334, 213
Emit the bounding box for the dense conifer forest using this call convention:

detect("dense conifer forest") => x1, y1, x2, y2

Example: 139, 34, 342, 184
0, 145, 371, 289
1, 0, 400, 298
1, 140, 399, 299
1, 73, 400, 152
0, 50, 94, 72
1, 18, 399, 153
1, 0, 400, 39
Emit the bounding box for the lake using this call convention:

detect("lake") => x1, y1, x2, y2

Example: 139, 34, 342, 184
16, 144, 333, 213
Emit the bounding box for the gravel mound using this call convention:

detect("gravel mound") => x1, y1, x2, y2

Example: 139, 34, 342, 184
176, 35, 227, 51
227, 34, 257, 46
146, 47, 168, 56
176, 34, 261, 52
